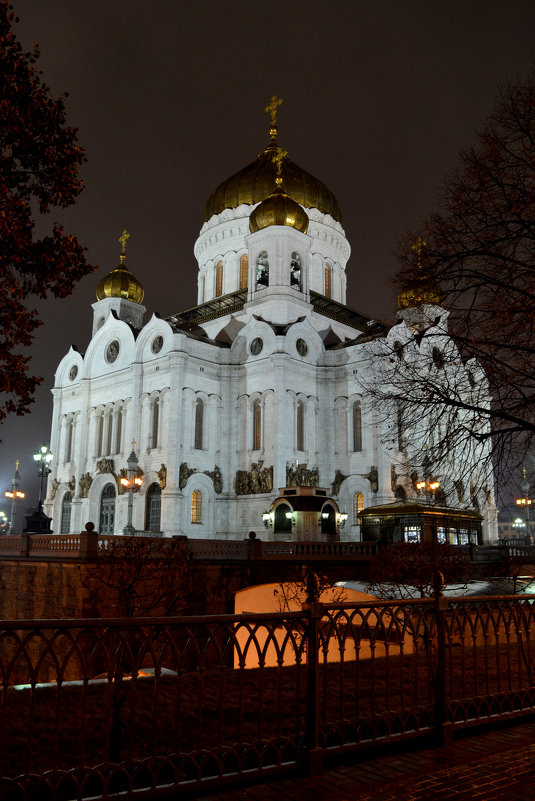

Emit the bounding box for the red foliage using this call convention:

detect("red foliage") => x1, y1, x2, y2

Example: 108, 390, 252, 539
0, 2, 95, 423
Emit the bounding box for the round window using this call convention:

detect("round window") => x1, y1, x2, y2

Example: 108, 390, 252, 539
151, 335, 163, 354
106, 340, 120, 364
69, 365, 78, 381
296, 338, 308, 357
250, 337, 263, 356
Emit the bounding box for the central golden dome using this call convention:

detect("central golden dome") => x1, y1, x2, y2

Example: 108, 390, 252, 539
202, 137, 342, 224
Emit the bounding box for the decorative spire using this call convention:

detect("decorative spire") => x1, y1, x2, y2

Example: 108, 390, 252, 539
264, 95, 283, 142
118, 229, 130, 265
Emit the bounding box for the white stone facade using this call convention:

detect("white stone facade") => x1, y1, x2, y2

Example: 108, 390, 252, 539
46, 170, 497, 542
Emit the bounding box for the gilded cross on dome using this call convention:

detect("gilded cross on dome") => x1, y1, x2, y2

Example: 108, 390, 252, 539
15, 460, 19, 471
131, 438, 136, 451
118, 229, 130, 263
272, 147, 287, 187
264, 95, 283, 127
411, 236, 427, 270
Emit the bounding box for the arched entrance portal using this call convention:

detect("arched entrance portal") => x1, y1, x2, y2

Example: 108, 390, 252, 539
99, 483, 116, 535
321, 504, 336, 535
274, 503, 292, 534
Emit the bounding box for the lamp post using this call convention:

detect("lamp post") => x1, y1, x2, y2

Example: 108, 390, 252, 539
121, 440, 142, 535
416, 479, 440, 502
4, 460, 25, 534
516, 468, 532, 543
33, 444, 53, 509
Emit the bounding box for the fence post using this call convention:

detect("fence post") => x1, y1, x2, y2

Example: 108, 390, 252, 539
302, 571, 324, 777
79, 522, 99, 558
433, 571, 453, 745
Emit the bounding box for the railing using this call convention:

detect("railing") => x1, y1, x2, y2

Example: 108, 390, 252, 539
1, 594, 535, 799
0, 533, 377, 561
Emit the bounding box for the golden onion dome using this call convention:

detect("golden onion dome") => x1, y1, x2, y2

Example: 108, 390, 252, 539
249, 186, 309, 234
95, 230, 144, 304
203, 134, 341, 224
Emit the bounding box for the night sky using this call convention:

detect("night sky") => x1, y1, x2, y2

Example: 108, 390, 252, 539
2, 0, 535, 507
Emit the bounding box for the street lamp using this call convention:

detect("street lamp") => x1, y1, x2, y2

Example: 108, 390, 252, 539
516, 468, 532, 542
33, 444, 54, 508
121, 440, 142, 535
4, 460, 25, 534
416, 479, 440, 502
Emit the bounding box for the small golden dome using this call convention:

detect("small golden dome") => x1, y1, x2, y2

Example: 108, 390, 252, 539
397, 280, 444, 309
96, 265, 144, 304
96, 230, 144, 304
203, 139, 341, 224
249, 187, 309, 234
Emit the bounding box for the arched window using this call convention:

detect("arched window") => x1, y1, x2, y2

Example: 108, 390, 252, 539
215, 260, 223, 297
239, 254, 248, 289
274, 504, 292, 533
353, 401, 362, 452
105, 409, 113, 455
97, 413, 104, 457
290, 252, 302, 291
297, 399, 305, 451
99, 483, 116, 535
432, 347, 444, 369
256, 251, 269, 289
191, 489, 202, 523
252, 399, 261, 451
151, 397, 160, 449
146, 483, 162, 532
194, 397, 204, 450
324, 264, 332, 298
114, 406, 123, 454
65, 417, 74, 463
60, 492, 72, 534
353, 492, 364, 525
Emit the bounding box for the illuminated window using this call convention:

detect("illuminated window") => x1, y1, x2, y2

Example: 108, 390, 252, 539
253, 399, 261, 450
215, 260, 223, 297
353, 492, 364, 524
151, 397, 160, 449
353, 401, 362, 452
297, 399, 305, 451
239, 254, 248, 289
194, 397, 204, 450
191, 489, 202, 523
324, 264, 332, 298
60, 492, 72, 534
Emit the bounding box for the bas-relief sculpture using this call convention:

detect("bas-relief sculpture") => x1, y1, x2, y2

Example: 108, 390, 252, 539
286, 463, 319, 488
235, 461, 273, 495
180, 462, 224, 494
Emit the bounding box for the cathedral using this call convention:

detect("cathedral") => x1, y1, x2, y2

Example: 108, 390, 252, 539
46, 99, 497, 543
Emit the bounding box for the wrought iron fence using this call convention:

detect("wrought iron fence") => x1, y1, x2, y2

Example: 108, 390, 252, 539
1, 593, 535, 799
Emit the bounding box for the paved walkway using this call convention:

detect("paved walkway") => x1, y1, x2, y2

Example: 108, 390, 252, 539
198, 720, 535, 801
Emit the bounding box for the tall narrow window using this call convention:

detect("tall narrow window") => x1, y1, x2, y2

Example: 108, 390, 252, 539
353, 401, 362, 452
60, 492, 72, 534
324, 264, 332, 298
106, 409, 113, 455
152, 397, 160, 449
256, 251, 269, 289
65, 418, 74, 463
191, 489, 202, 523
397, 405, 404, 452
291, 252, 302, 291
194, 397, 204, 450
201, 274, 205, 303
115, 406, 123, 454
297, 399, 305, 451
215, 260, 223, 297
253, 399, 261, 450
239, 253, 248, 289
97, 413, 104, 457
353, 491, 365, 524
146, 483, 162, 532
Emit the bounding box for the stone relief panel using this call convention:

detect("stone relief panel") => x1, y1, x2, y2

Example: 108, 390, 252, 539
235, 461, 273, 495
286, 463, 319, 488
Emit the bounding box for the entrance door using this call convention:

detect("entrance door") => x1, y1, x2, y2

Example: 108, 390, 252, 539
99, 483, 116, 535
